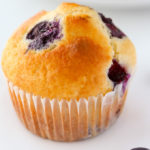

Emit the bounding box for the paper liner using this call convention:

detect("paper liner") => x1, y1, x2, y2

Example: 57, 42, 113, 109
8, 82, 127, 141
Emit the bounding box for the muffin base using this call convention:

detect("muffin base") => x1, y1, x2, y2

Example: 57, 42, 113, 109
8, 81, 127, 141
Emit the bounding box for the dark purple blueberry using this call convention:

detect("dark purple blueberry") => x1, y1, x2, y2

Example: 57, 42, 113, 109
26, 21, 49, 40
131, 148, 150, 150
26, 20, 63, 50
28, 35, 49, 50
98, 13, 126, 38
108, 60, 128, 85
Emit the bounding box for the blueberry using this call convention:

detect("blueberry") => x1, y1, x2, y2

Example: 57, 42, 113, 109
26, 20, 63, 50
108, 60, 128, 85
131, 147, 150, 150
26, 21, 49, 40
98, 13, 126, 38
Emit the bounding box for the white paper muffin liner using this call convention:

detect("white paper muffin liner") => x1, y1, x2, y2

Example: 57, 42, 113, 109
8, 81, 127, 141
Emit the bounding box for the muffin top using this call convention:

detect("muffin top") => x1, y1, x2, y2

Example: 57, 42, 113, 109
1, 3, 136, 100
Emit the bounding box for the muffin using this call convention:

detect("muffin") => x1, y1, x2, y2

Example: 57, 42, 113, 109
1, 2, 136, 141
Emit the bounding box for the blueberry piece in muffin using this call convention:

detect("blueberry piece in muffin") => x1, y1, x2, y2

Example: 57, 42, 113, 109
108, 59, 129, 85
26, 20, 63, 50
99, 13, 126, 38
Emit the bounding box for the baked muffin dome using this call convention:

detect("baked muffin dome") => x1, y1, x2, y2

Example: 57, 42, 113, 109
1, 3, 136, 100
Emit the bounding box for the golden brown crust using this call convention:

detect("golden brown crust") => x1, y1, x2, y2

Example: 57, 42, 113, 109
2, 3, 136, 100
2, 37, 112, 100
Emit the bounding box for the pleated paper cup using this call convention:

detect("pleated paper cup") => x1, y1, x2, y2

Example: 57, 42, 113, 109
8, 81, 127, 141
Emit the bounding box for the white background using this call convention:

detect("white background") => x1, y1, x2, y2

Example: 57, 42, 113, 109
0, 0, 150, 150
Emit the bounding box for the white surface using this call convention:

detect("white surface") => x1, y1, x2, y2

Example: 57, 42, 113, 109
0, 0, 150, 150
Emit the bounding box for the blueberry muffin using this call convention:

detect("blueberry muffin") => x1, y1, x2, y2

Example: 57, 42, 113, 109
1, 3, 136, 141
